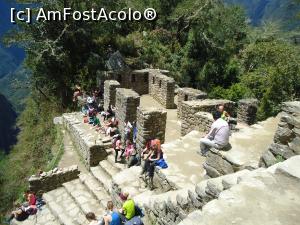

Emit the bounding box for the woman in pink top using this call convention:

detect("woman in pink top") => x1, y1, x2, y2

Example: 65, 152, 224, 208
114, 135, 124, 163
125, 140, 138, 168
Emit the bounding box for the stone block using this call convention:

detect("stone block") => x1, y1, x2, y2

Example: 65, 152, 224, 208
237, 99, 258, 125
148, 69, 176, 109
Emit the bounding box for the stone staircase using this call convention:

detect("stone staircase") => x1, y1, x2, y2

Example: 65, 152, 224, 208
12, 146, 132, 225
178, 155, 300, 225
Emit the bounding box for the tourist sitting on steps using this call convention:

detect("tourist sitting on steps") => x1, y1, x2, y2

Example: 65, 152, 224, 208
86, 212, 100, 225
118, 192, 135, 223
125, 140, 138, 168
113, 135, 125, 163
103, 201, 121, 225
140, 139, 153, 175
143, 139, 163, 190
6, 204, 29, 223
199, 111, 230, 156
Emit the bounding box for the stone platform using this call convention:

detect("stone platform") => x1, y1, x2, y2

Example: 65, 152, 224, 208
140, 95, 181, 143
204, 115, 280, 178
160, 130, 206, 189
62, 112, 112, 167
179, 155, 300, 225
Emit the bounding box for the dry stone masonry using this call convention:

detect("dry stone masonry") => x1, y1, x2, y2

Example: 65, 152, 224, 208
177, 88, 207, 119
63, 113, 110, 167
139, 170, 251, 225
104, 80, 120, 110
260, 101, 300, 167
149, 70, 176, 109
28, 165, 79, 194
237, 99, 258, 125
115, 88, 140, 141
136, 107, 167, 152
181, 99, 235, 136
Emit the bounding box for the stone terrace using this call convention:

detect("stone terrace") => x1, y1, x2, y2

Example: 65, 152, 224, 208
179, 155, 300, 225
204, 115, 280, 178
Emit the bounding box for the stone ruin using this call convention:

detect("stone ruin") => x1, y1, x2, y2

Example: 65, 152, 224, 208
177, 87, 207, 119
23, 65, 300, 225
104, 80, 120, 110
260, 101, 300, 167
28, 165, 79, 194
237, 98, 258, 125
115, 88, 140, 142
180, 99, 235, 136
148, 70, 176, 109
135, 106, 167, 152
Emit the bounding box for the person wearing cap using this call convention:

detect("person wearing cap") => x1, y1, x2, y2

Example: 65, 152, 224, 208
119, 192, 135, 222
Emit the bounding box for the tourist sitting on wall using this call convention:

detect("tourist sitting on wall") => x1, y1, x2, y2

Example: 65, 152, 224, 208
125, 140, 138, 168
86, 212, 100, 225
143, 139, 163, 190
199, 111, 230, 156
139, 139, 153, 176
102, 105, 115, 120
105, 117, 119, 136
73, 85, 82, 102
113, 134, 125, 163
103, 201, 121, 225
118, 192, 135, 223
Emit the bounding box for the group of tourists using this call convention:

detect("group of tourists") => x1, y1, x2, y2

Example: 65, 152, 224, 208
86, 192, 144, 225
199, 104, 234, 156
75, 86, 168, 189
6, 191, 45, 224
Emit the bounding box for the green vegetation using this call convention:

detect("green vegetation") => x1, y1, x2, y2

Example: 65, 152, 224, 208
0, 96, 63, 218
1, 0, 299, 218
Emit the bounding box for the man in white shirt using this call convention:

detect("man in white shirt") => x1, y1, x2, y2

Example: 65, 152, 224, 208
199, 111, 230, 156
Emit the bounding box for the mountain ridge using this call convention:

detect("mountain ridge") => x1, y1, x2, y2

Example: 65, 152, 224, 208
224, 0, 300, 29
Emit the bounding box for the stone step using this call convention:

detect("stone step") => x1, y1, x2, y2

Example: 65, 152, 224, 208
43, 187, 88, 225
79, 173, 111, 208
63, 179, 105, 217
90, 166, 112, 193
107, 154, 127, 171
99, 159, 120, 177
177, 210, 202, 225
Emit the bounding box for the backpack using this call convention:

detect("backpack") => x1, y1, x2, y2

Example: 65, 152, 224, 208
124, 216, 144, 225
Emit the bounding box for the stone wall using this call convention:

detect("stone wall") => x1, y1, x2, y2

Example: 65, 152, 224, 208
136, 107, 167, 152
181, 99, 235, 136
115, 88, 140, 141
28, 166, 79, 194
177, 88, 207, 119
129, 70, 149, 95
237, 99, 258, 125
138, 170, 250, 225
100, 70, 149, 96
104, 80, 120, 110
260, 101, 300, 167
63, 113, 110, 168
149, 70, 176, 109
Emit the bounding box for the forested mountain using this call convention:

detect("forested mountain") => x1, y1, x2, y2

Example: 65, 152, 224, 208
0, 93, 18, 153
224, 0, 300, 29
0, 0, 299, 219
